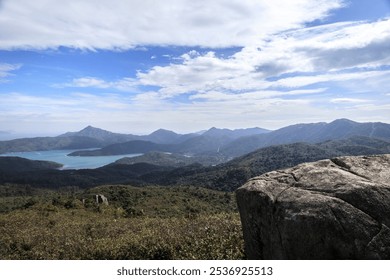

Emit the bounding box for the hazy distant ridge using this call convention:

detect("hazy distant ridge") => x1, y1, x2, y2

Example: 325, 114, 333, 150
1, 119, 390, 159
221, 119, 390, 157
68, 119, 390, 158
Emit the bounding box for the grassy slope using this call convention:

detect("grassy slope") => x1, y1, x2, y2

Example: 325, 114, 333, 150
0, 184, 243, 260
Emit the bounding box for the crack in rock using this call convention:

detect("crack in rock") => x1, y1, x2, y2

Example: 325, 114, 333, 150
330, 158, 372, 181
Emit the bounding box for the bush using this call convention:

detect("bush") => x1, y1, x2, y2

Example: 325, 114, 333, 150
0, 184, 244, 260
0, 209, 244, 260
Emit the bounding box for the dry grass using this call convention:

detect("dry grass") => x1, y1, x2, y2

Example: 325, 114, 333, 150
0, 197, 244, 260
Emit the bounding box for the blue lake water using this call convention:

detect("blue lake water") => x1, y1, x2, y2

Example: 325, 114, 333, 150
0, 149, 141, 170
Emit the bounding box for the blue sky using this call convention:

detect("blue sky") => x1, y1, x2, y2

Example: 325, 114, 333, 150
0, 0, 390, 138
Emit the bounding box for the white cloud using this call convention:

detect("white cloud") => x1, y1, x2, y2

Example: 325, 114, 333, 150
233, 18, 390, 75
0, 0, 344, 50
58, 77, 138, 91
330, 98, 372, 104
272, 70, 390, 88
68, 77, 108, 88
0, 92, 131, 112
0, 63, 21, 81
128, 17, 390, 99
17, 1, 387, 103
189, 88, 327, 101
290, 19, 390, 50
294, 19, 390, 70
137, 51, 257, 97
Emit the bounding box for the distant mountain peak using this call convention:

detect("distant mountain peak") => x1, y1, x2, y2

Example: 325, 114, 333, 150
80, 125, 108, 132
61, 125, 110, 136
202, 127, 231, 137
58, 125, 124, 142
150, 128, 177, 135
330, 118, 357, 124
147, 128, 180, 144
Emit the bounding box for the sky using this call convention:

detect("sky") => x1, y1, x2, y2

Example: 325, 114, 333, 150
0, 0, 390, 138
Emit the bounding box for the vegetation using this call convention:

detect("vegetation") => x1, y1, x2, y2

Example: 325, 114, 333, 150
139, 137, 390, 191
114, 151, 225, 167
1, 136, 389, 191
0, 156, 62, 172
0, 184, 244, 260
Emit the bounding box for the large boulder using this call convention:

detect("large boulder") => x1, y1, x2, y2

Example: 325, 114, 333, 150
236, 154, 390, 259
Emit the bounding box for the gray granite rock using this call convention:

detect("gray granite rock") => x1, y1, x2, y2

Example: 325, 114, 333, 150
236, 154, 390, 259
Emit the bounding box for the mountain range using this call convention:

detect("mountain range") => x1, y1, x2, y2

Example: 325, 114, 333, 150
67, 119, 390, 159
1, 118, 390, 191
1, 119, 390, 162
60, 126, 201, 145
0, 125, 269, 154
220, 118, 390, 157
148, 135, 390, 191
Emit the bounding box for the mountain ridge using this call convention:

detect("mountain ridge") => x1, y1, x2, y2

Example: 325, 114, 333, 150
66, 119, 390, 158
1, 119, 390, 158
1, 135, 389, 191
221, 119, 390, 157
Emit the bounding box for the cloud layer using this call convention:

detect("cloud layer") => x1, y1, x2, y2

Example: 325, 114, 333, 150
60, 18, 390, 102
0, 0, 389, 135
0, 0, 343, 50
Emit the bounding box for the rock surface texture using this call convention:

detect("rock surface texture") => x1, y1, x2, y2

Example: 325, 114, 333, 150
236, 154, 390, 259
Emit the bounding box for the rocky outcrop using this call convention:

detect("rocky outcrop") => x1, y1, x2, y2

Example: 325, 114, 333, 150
95, 194, 109, 205
236, 154, 390, 259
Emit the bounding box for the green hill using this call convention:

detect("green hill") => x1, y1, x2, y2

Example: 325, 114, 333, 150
0, 157, 63, 172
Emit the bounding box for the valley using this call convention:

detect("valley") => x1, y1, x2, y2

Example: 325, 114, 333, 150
0, 149, 142, 170
0, 119, 389, 191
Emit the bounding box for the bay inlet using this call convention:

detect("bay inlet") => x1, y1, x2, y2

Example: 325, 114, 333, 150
0, 149, 141, 170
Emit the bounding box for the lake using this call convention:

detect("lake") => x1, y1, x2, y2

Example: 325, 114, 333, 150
0, 149, 141, 169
